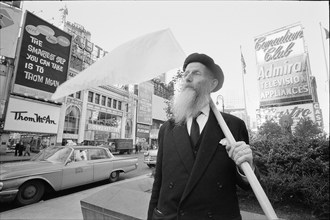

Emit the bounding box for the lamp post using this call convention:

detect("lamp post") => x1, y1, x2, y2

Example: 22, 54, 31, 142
216, 95, 225, 112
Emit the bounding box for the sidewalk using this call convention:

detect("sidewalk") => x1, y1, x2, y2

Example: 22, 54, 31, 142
0, 151, 37, 163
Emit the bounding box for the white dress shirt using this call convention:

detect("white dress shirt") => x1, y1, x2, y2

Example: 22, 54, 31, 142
187, 104, 210, 135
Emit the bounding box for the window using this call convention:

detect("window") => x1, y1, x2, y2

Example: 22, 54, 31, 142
89, 148, 110, 160
88, 91, 94, 102
95, 94, 100, 104
69, 94, 74, 97
76, 91, 81, 99
113, 99, 117, 109
107, 98, 112, 107
101, 96, 106, 106
64, 106, 80, 134
118, 101, 122, 110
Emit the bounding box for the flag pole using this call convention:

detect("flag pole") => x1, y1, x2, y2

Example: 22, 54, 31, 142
319, 22, 329, 91
240, 45, 249, 128
210, 100, 278, 220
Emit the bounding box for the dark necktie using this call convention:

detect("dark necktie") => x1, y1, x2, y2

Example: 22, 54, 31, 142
190, 115, 200, 147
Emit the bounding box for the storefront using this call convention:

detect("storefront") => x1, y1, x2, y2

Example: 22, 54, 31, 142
136, 123, 151, 150
84, 108, 123, 145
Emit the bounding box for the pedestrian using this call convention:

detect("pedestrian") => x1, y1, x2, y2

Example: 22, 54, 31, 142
24, 142, 31, 156
147, 53, 259, 220
14, 141, 19, 156
18, 141, 24, 156
135, 144, 139, 154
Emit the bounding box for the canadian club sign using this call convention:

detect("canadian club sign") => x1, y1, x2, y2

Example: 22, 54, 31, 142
4, 96, 60, 133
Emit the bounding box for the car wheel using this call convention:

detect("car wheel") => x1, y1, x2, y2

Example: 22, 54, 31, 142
15, 180, 45, 206
109, 171, 120, 183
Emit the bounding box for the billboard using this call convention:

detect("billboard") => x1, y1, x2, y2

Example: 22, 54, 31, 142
0, 2, 23, 58
13, 11, 72, 100
257, 54, 312, 106
254, 23, 313, 107
256, 102, 323, 130
4, 96, 61, 133
137, 82, 153, 125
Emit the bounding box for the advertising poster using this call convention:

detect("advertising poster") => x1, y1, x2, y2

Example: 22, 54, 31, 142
13, 11, 72, 100
0, 2, 23, 58
254, 23, 313, 107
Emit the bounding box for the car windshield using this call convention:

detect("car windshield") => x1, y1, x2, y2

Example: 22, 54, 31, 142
31, 146, 73, 163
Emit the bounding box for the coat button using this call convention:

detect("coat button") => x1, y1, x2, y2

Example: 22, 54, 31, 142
207, 211, 213, 218
169, 182, 174, 189
217, 182, 223, 190
179, 210, 185, 216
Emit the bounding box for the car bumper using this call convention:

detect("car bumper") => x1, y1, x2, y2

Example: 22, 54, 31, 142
0, 189, 18, 203
144, 159, 156, 165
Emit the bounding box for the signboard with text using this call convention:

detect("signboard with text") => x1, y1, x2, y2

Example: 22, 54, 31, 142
256, 102, 323, 129
13, 11, 72, 100
254, 23, 313, 107
255, 24, 305, 64
137, 82, 153, 125
4, 96, 61, 133
257, 54, 312, 106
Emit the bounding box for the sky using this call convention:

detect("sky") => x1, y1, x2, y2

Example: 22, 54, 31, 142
21, 1, 329, 133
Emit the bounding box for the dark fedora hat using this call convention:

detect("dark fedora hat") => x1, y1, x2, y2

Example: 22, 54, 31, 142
183, 53, 224, 92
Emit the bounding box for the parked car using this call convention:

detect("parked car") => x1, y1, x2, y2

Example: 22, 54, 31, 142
144, 149, 158, 168
0, 145, 138, 206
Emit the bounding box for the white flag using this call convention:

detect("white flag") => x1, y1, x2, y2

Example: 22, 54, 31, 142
51, 28, 185, 100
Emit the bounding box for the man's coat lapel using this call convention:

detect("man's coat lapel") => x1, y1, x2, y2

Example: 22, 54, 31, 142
180, 110, 225, 203
172, 123, 195, 174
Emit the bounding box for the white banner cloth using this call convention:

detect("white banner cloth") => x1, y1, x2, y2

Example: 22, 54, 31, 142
51, 28, 185, 100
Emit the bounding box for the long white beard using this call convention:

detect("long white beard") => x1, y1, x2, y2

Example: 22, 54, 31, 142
172, 84, 210, 125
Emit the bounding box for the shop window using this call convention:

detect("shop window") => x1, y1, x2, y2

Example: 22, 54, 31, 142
88, 91, 94, 102
113, 99, 117, 109
101, 96, 106, 106
64, 106, 80, 134
118, 101, 122, 110
95, 94, 100, 104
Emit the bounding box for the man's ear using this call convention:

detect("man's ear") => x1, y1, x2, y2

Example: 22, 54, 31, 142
210, 78, 218, 92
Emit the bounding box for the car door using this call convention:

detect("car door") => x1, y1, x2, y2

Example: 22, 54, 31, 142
61, 149, 93, 189
89, 148, 113, 181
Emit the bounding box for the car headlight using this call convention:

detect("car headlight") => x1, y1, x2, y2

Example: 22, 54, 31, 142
0, 182, 3, 191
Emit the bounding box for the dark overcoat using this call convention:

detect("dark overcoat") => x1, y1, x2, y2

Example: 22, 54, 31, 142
148, 110, 253, 220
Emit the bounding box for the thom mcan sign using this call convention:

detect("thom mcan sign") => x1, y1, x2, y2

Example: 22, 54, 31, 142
4, 96, 61, 134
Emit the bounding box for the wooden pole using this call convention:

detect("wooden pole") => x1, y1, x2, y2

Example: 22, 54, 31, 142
210, 100, 278, 220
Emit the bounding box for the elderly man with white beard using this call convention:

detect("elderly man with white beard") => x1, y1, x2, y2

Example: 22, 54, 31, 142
147, 53, 259, 220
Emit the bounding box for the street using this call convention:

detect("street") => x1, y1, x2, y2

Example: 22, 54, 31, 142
0, 152, 153, 213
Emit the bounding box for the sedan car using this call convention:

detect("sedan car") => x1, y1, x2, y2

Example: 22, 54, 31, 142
0, 145, 138, 206
144, 149, 158, 168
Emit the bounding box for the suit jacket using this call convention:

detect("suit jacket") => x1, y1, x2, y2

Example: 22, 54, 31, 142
147, 109, 254, 220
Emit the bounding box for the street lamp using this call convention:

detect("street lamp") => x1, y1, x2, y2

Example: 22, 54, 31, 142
216, 95, 225, 112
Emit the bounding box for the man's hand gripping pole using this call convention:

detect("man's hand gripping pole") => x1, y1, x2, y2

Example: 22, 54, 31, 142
210, 100, 278, 220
